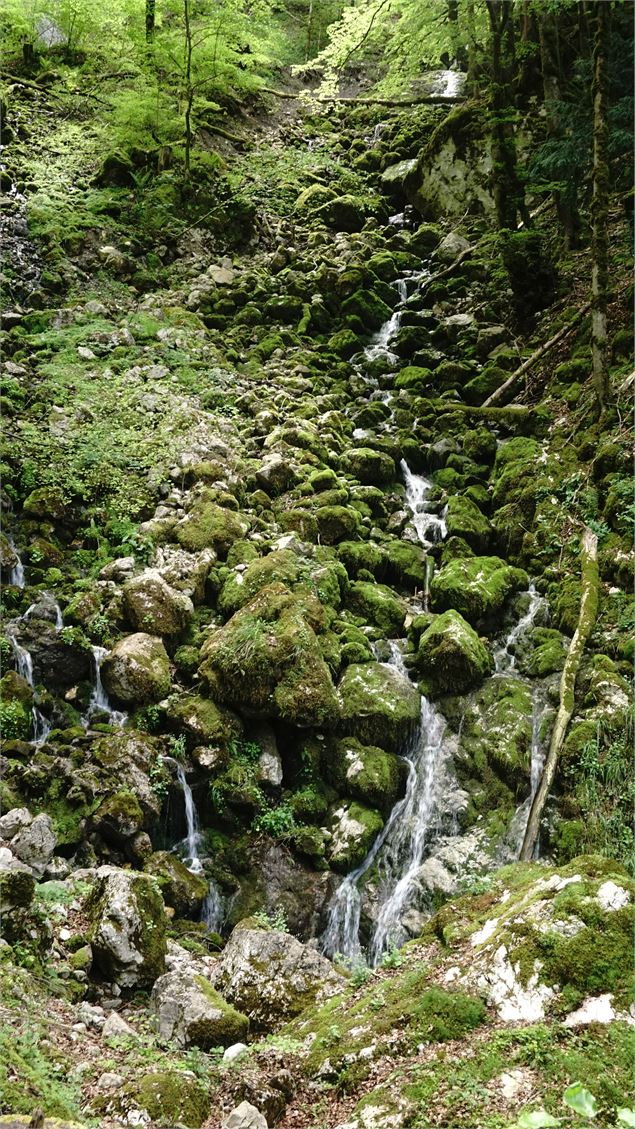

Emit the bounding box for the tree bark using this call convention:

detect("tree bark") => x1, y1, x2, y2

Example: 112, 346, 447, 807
146, 0, 155, 42
538, 7, 581, 248
590, 0, 611, 418
485, 0, 527, 230
520, 527, 599, 861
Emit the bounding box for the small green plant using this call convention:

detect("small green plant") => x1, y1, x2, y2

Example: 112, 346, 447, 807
380, 940, 404, 969
252, 906, 288, 932
149, 757, 170, 800
168, 734, 187, 761
252, 801, 296, 838
0, 700, 30, 740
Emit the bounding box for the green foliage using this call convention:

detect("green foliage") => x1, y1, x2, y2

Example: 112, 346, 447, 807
563, 1081, 598, 1118
0, 1023, 83, 1117
560, 712, 634, 872
0, 699, 30, 740
380, 940, 404, 969
252, 800, 296, 838
252, 905, 288, 932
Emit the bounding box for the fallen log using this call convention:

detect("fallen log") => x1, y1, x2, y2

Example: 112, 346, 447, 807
520, 526, 599, 861
482, 302, 592, 408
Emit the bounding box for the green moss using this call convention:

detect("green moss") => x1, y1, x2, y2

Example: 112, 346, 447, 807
175, 492, 250, 557
444, 495, 491, 552
338, 662, 421, 753
127, 1071, 209, 1128
144, 852, 208, 918
415, 609, 493, 694
327, 799, 384, 870
166, 693, 242, 748
326, 737, 405, 815
315, 505, 360, 544
92, 789, 144, 845
346, 581, 407, 637
430, 555, 529, 626
341, 289, 392, 331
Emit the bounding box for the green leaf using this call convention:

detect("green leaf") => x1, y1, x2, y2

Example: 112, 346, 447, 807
617, 1111, 635, 1127
513, 1112, 562, 1129
563, 1082, 598, 1118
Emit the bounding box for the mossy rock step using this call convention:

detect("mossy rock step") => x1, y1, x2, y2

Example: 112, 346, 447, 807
415, 609, 493, 694
431, 556, 529, 626
346, 580, 408, 637
324, 736, 407, 815
338, 661, 421, 753
327, 799, 384, 870
199, 582, 339, 728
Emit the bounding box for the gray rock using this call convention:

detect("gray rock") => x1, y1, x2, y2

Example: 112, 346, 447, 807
123, 568, 194, 638
223, 1042, 249, 1063
0, 854, 35, 912
88, 866, 167, 988
212, 923, 345, 1032
11, 813, 56, 877
434, 231, 471, 263
101, 632, 171, 704
0, 807, 32, 840
150, 968, 249, 1049
102, 1011, 137, 1039
222, 1102, 268, 1129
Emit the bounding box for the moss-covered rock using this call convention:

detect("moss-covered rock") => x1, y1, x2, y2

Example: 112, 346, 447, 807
91, 789, 145, 845
342, 446, 396, 485
415, 609, 493, 693
86, 866, 167, 988
346, 581, 407, 637
341, 289, 392, 332
444, 495, 491, 553
151, 968, 249, 1048
315, 505, 360, 545
123, 571, 194, 638
0, 858, 35, 913
338, 662, 421, 753
456, 675, 535, 792
101, 633, 171, 704
144, 851, 209, 918
431, 556, 529, 626
327, 799, 384, 870
166, 693, 242, 748
175, 493, 250, 558
325, 737, 406, 815
126, 1071, 209, 1129
199, 583, 339, 728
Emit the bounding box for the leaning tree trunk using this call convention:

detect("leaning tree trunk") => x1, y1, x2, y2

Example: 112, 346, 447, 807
590, 0, 611, 418
486, 0, 527, 230
520, 527, 599, 861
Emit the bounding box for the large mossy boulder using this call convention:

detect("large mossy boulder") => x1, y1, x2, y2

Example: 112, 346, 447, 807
166, 692, 242, 748
123, 570, 194, 639
415, 609, 493, 694
151, 969, 249, 1048
315, 193, 368, 232
325, 737, 406, 815
11, 618, 92, 691
102, 633, 171, 703
124, 1070, 210, 1128
176, 494, 250, 558
86, 866, 167, 987
338, 662, 421, 753
346, 581, 407, 637
456, 675, 535, 792
211, 922, 345, 1031
218, 549, 300, 618
91, 789, 145, 846
144, 851, 209, 918
341, 289, 392, 332
199, 583, 339, 728
0, 856, 35, 913
431, 556, 529, 626
342, 446, 396, 485
444, 495, 491, 552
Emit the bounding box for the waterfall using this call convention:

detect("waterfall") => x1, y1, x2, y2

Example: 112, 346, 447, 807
492, 585, 552, 860
400, 459, 447, 548
167, 760, 226, 931
7, 634, 51, 747
322, 461, 450, 965
8, 539, 25, 588
174, 763, 204, 875
83, 645, 127, 728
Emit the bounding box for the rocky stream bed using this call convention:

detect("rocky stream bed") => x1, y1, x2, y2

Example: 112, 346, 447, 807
0, 56, 633, 1129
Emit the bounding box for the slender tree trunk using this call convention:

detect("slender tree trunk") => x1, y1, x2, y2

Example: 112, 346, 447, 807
590, 0, 611, 417
145, 0, 155, 42
486, 0, 527, 230
538, 8, 581, 248
183, 0, 193, 173
447, 0, 459, 64
520, 528, 599, 861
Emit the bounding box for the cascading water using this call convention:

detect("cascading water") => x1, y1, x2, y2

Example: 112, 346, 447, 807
83, 646, 127, 728
493, 586, 552, 859
7, 634, 51, 747
323, 460, 450, 965
168, 760, 225, 931
8, 539, 25, 588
